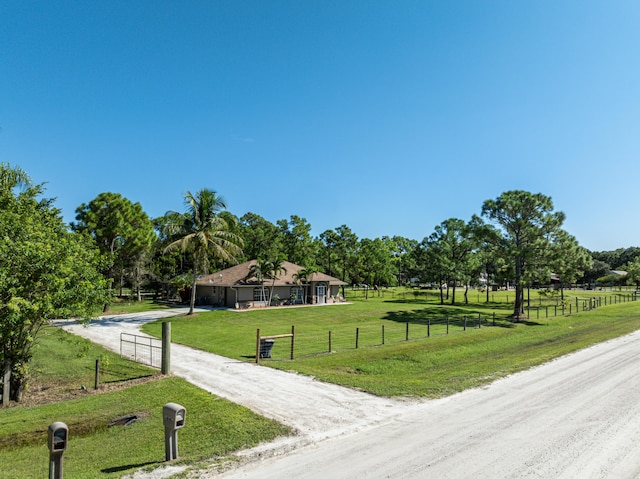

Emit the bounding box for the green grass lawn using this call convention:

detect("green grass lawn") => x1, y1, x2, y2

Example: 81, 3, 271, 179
141, 290, 640, 398
25, 325, 156, 401
0, 327, 291, 479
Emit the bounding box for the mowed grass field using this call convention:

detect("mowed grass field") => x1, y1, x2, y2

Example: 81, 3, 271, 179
141, 288, 640, 397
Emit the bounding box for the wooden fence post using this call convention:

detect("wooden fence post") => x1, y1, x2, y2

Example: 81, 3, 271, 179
162, 321, 171, 374
255, 328, 261, 364
95, 359, 100, 390
291, 325, 295, 360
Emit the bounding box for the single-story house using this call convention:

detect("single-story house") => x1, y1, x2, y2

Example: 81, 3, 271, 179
195, 260, 348, 309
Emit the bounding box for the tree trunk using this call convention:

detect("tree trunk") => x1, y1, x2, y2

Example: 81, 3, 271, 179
512, 258, 526, 319
2, 360, 10, 407
10, 371, 23, 402
189, 261, 197, 315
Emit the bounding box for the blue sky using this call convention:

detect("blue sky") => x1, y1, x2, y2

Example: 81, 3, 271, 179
2, 1, 639, 252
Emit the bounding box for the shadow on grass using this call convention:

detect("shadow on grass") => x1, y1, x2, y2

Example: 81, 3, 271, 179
521, 321, 545, 326
103, 374, 156, 384
383, 307, 516, 329
387, 299, 513, 311
102, 460, 161, 473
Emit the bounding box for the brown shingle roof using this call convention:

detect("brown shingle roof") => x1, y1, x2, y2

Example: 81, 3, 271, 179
196, 260, 347, 287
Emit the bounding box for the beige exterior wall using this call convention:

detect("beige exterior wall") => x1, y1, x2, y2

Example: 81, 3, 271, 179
197, 283, 345, 308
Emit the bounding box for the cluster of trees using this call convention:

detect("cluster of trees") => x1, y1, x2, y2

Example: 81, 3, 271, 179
1, 162, 635, 403
70, 187, 598, 320
587, 247, 640, 287
1, 164, 108, 402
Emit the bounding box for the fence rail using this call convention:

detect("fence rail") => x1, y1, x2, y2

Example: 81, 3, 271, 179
120, 333, 162, 369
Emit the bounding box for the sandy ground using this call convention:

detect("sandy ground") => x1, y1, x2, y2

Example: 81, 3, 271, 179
57, 309, 640, 478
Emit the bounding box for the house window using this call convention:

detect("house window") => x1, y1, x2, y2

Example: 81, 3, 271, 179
253, 287, 268, 302
290, 286, 303, 303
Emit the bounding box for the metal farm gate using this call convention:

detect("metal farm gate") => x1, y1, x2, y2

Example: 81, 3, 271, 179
120, 333, 162, 369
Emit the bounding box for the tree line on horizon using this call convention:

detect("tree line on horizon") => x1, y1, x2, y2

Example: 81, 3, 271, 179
71, 189, 640, 315
3, 162, 640, 403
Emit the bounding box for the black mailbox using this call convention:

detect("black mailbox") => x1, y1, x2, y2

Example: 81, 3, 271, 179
48, 422, 68, 453
163, 402, 186, 430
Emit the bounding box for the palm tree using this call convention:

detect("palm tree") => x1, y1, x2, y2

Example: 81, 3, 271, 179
0, 163, 31, 192
248, 258, 269, 304
163, 188, 243, 315
293, 264, 319, 304
264, 256, 287, 305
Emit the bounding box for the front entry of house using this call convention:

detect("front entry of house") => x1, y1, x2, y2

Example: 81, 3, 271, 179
316, 285, 326, 304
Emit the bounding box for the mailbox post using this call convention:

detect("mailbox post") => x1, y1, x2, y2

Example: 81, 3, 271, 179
162, 402, 186, 461
47, 422, 68, 479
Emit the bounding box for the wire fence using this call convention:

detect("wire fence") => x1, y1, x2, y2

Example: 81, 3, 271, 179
259, 292, 638, 362
346, 287, 639, 306
260, 313, 496, 361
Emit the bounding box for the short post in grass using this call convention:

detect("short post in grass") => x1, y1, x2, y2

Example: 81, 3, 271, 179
162, 321, 171, 374
290, 325, 295, 360
382, 325, 385, 345
406, 322, 409, 341
478, 313, 481, 328
94, 359, 100, 390
464, 316, 467, 331
328, 331, 332, 353
255, 329, 261, 364
356, 328, 359, 349
427, 319, 430, 337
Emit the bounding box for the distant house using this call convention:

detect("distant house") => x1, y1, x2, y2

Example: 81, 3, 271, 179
195, 260, 347, 309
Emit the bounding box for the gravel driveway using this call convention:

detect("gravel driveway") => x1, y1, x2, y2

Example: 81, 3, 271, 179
57, 309, 640, 478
